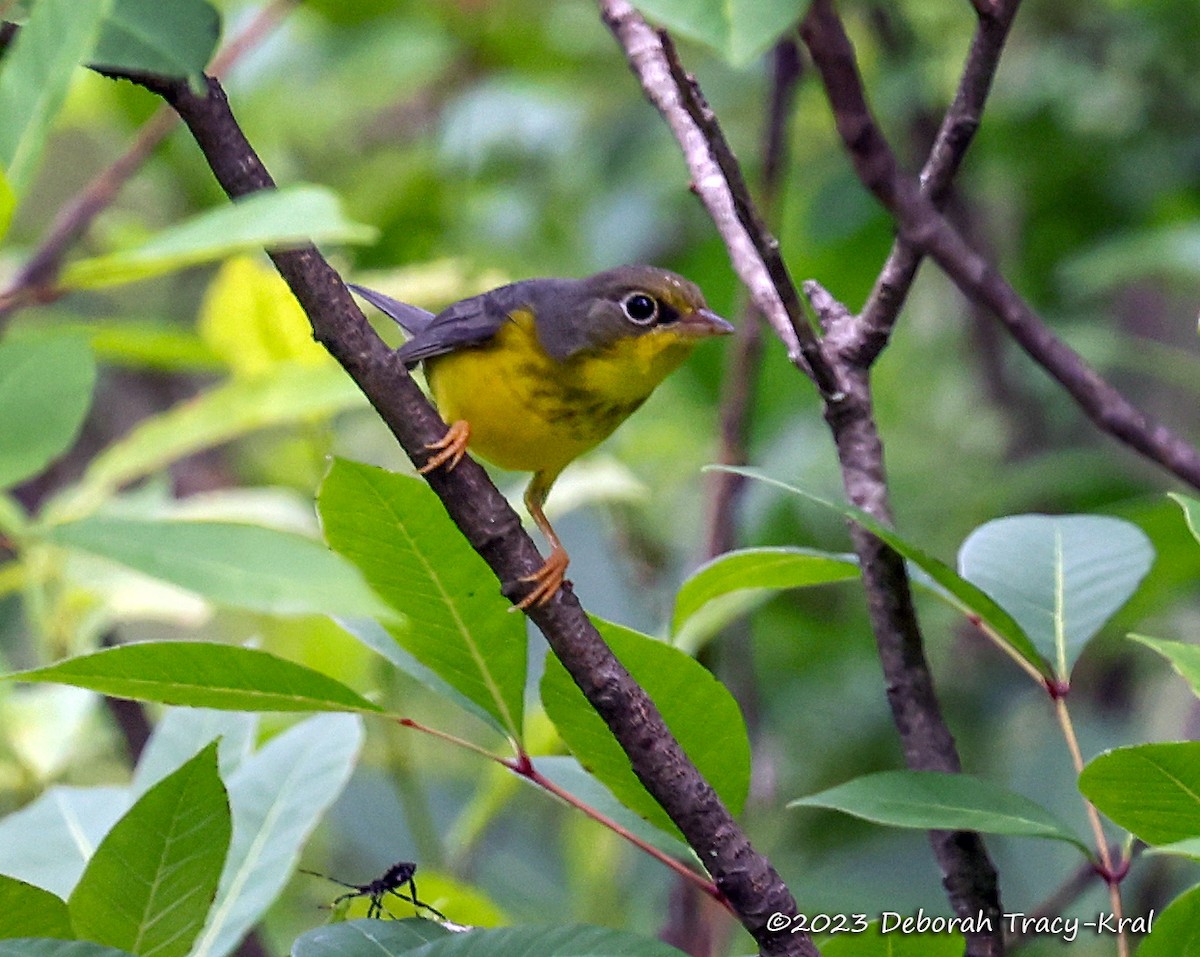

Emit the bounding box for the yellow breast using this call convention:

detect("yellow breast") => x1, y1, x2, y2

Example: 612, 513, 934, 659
424, 310, 697, 476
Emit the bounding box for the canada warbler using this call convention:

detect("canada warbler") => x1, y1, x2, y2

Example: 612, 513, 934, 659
351, 265, 733, 609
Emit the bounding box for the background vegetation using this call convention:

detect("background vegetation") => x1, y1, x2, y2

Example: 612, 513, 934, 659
2, 1, 1200, 956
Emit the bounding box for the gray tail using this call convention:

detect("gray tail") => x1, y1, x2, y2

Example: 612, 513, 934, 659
349, 283, 436, 335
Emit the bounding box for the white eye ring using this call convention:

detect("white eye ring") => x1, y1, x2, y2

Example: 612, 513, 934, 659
621, 292, 659, 325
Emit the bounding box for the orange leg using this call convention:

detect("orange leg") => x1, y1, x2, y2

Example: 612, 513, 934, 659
418, 420, 470, 474
514, 469, 568, 610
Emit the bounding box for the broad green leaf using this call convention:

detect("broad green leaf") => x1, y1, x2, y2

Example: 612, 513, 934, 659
59, 186, 377, 290
0, 786, 130, 897
292, 920, 451, 957
1171, 492, 1200, 545
198, 256, 332, 375
789, 770, 1086, 850
712, 467, 1052, 679
1079, 742, 1200, 846
1151, 837, 1200, 860
191, 714, 363, 957
1133, 884, 1200, 956
335, 617, 498, 731
819, 920, 964, 956
91, 0, 220, 80
7, 643, 383, 714
318, 460, 525, 740
0, 876, 73, 939
0, 943, 136, 957
48, 365, 365, 519
959, 514, 1154, 678
632, 0, 810, 67
541, 617, 750, 837
66, 320, 223, 372
1130, 634, 1200, 699
0, 169, 15, 242
37, 516, 392, 619
132, 709, 258, 794
0, 337, 95, 490
69, 744, 231, 957
672, 546, 858, 634
0, 0, 110, 196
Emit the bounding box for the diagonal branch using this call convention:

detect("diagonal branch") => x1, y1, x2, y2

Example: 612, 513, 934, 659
801, 0, 1200, 494
851, 0, 1022, 365
113, 70, 811, 957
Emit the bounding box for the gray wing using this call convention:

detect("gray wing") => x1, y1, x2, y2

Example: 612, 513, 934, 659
393, 288, 519, 365
349, 284, 436, 335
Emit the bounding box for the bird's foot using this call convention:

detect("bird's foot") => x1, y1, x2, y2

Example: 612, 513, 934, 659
513, 544, 569, 611
418, 419, 470, 473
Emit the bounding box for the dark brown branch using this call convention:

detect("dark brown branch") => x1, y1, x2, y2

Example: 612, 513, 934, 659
118, 71, 806, 957
852, 0, 1022, 366
806, 282, 1005, 957
802, 0, 1200, 494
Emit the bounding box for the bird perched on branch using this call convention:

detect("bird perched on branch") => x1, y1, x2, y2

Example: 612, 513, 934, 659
352, 265, 732, 610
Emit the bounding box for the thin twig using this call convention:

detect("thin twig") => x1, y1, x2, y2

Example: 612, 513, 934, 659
852, 0, 1023, 365
1054, 698, 1128, 957
801, 0, 1200, 493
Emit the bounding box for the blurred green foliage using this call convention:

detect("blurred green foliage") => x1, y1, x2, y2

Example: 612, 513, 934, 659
2, 0, 1200, 954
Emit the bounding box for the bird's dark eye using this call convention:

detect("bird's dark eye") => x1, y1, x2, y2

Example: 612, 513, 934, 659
621, 292, 659, 325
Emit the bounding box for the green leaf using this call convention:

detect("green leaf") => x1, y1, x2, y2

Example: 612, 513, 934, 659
1062, 224, 1200, 298
7, 642, 383, 714
1130, 634, 1200, 699
65, 320, 224, 373
318, 459, 526, 740
959, 514, 1154, 678
197, 256, 333, 375
48, 365, 365, 520
191, 714, 363, 957
132, 709, 258, 793
59, 186, 377, 290
0, 787, 130, 897
631, 0, 810, 67
91, 0, 220, 80
69, 743, 231, 957
1150, 837, 1200, 860
0, 943, 136, 957
37, 516, 392, 619
0, 169, 15, 243
789, 770, 1086, 850
818, 920, 965, 957
1079, 742, 1200, 846
541, 617, 750, 836
1132, 884, 1200, 956
712, 467, 1052, 679
298, 924, 687, 957
1171, 492, 1200, 546
0, 875, 73, 939
0, 0, 110, 197
672, 546, 858, 634
292, 920, 451, 957
0, 337, 96, 491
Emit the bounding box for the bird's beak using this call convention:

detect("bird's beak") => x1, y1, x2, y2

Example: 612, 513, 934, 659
678, 307, 735, 337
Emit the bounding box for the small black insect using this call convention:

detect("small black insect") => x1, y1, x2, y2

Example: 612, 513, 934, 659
302, 860, 447, 921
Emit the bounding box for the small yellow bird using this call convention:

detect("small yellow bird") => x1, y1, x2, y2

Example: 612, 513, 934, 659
352, 265, 732, 609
